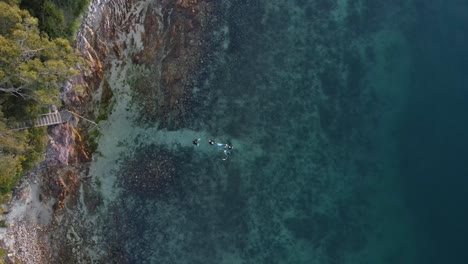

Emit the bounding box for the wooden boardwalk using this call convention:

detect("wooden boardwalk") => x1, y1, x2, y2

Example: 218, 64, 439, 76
11, 110, 73, 130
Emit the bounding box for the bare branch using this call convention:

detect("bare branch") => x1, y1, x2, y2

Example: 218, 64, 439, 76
0, 87, 25, 99
20, 47, 45, 61
0, 87, 21, 93
18, 22, 31, 49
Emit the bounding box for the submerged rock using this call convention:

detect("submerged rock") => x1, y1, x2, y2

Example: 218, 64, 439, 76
118, 146, 179, 196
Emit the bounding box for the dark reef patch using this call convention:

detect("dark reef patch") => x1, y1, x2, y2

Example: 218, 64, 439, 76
117, 145, 183, 196
284, 214, 330, 246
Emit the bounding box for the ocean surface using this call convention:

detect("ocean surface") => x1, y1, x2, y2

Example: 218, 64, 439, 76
87, 0, 468, 263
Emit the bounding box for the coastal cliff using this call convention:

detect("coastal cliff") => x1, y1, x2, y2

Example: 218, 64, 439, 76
1, 0, 215, 262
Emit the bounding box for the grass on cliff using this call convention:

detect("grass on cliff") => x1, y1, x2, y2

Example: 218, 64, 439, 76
96, 78, 115, 123
0, 248, 7, 261
83, 78, 115, 155
84, 127, 100, 155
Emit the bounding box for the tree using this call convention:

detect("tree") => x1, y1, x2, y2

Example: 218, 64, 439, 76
0, 1, 83, 195
0, 1, 81, 104
40, 1, 67, 39
0, 107, 27, 194
0, 153, 19, 194
0, 0, 19, 7
0, 109, 26, 152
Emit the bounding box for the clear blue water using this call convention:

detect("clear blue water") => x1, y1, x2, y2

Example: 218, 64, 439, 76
91, 0, 468, 263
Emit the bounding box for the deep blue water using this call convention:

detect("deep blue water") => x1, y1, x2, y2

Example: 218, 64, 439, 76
93, 0, 468, 263
398, 0, 468, 263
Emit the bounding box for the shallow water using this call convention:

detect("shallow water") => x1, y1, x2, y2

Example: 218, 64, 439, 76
86, 0, 468, 263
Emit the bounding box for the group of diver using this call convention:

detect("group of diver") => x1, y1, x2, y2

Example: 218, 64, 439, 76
192, 138, 233, 160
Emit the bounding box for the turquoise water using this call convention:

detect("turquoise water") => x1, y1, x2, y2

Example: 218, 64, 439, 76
89, 0, 468, 263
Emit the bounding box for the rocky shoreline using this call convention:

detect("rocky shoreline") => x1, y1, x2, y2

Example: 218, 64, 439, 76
0, 121, 88, 262
0, 0, 216, 262
0, 0, 111, 262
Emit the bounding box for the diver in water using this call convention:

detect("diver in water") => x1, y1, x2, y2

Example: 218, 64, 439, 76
211, 140, 233, 160
222, 149, 229, 160
221, 143, 233, 160
192, 138, 201, 146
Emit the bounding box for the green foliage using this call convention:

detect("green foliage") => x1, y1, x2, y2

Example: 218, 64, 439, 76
1, 0, 19, 6
20, 0, 89, 39
0, 112, 47, 195
0, 247, 7, 259
0, 1, 82, 104
40, 1, 67, 39
85, 127, 100, 154
0, 193, 11, 204
52, 0, 90, 18
0, 2, 22, 35
68, 20, 82, 38
0, 1, 84, 196
20, 127, 47, 170
0, 108, 24, 194
0, 109, 27, 152
96, 79, 114, 123
0, 154, 20, 195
